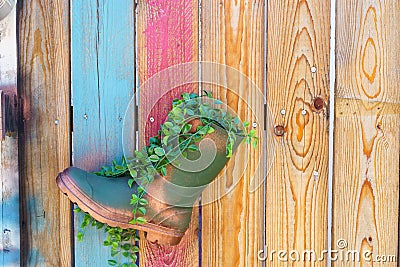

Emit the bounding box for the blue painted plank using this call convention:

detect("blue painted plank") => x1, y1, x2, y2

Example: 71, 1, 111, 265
71, 0, 135, 266
0, 7, 19, 267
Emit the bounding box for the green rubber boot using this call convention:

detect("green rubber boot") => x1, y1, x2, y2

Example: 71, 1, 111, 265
57, 121, 243, 245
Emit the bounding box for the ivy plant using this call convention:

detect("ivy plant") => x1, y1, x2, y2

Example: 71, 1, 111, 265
75, 91, 259, 266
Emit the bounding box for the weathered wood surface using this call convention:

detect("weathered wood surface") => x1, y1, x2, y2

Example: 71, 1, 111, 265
265, 0, 330, 265
333, 1, 400, 265
18, 0, 72, 266
201, 1, 265, 266
71, 0, 135, 266
0, 6, 19, 266
137, 0, 199, 266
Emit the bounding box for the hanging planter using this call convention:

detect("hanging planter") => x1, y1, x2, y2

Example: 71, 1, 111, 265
56, 92, 258, 266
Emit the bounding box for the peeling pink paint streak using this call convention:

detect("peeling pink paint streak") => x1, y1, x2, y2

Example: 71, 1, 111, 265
143, 0, 194, 78
141, 0, 197, 140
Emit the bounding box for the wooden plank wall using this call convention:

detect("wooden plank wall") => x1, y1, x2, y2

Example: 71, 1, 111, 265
0, 7, 19, 267
71, 0, 135, 266
18, 1, 72, 266
137, 1, 199, 266
333, 1, 400, 266
265, 0, 330, 266
201, 1, 265, 266
9, 0, 400, 266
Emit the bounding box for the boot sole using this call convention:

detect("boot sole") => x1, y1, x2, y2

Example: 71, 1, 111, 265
56, 169, 185, 241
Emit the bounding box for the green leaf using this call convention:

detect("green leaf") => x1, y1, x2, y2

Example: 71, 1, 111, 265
107, 260, 118, 266
122, 244, 131, 251
130, 194, 139, 204
135, 217, 146, 224
160, 166, 167, 176
182, 123, 192, 133
77, 231, 84, 242
139, 198, 149, 206
137, 186, 145, 194
111, 250, 119, 257
149, 155, 159, 162
154, 147, 165, 156
164, 121, 173, 128
188, 144, 199, 151
163, 136, 169, 145
243, 121, 250, 127
128, 179, 135, 188
138, 207, 146, 215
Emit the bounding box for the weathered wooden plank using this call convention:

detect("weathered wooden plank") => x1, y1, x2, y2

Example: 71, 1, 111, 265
265, 0, 330, 265
137, 0, 199, 266
0, 6, 19, 266
201, 1, 265, 266
71, 0, 135, 265
17, 0, 72, 266
333, 1, 400, 265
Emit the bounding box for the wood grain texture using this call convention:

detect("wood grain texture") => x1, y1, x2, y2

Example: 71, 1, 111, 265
0, 7, 19, 266
265, 0, 330, 265
137, 0, 199, 266
333, 1, 400, 265
201, 1, 265, 266
71, 0, 135, 266
18, 0, 72, 266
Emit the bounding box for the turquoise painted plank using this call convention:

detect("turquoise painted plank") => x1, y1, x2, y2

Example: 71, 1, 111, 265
0, 7, 20, 267
71, 0, 135, 266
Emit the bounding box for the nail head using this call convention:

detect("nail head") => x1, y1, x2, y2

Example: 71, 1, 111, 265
55, 119, 59, 125
149, 117, 155, 122
252, 122, 257, 128
311, 66, 317, 73
280, 109, 286, 115
301, 109, 307, 115
83, 114, 88, 120
274, 125, 285, 136
313, 97, 325, 110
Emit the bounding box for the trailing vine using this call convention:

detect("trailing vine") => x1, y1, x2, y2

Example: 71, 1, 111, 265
75, 92, 259, 266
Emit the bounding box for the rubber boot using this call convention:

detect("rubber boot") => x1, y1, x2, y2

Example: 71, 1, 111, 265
56, 121, 243, 245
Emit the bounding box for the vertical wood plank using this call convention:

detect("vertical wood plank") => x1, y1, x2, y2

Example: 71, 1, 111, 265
71, 0, 135, 266
201, 1, 265, 266
0, 7, 19, 266
18, 1, 72, 266
333, 1, 400, 265
265, 0, 330, 265
137, 0, 199, 266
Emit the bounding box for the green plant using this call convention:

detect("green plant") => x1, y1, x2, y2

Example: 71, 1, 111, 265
75, 92, 259, 266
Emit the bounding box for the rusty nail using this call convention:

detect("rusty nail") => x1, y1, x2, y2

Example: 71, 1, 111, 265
313, 97, 325, 111
274, 125, 285, 136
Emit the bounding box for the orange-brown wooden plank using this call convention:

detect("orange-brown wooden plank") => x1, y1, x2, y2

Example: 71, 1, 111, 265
137, 0, 199, 266
332, 1, 400, 265
18, 0, 72, 266
201, 1, 265, 266
265, 0, 330, 265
